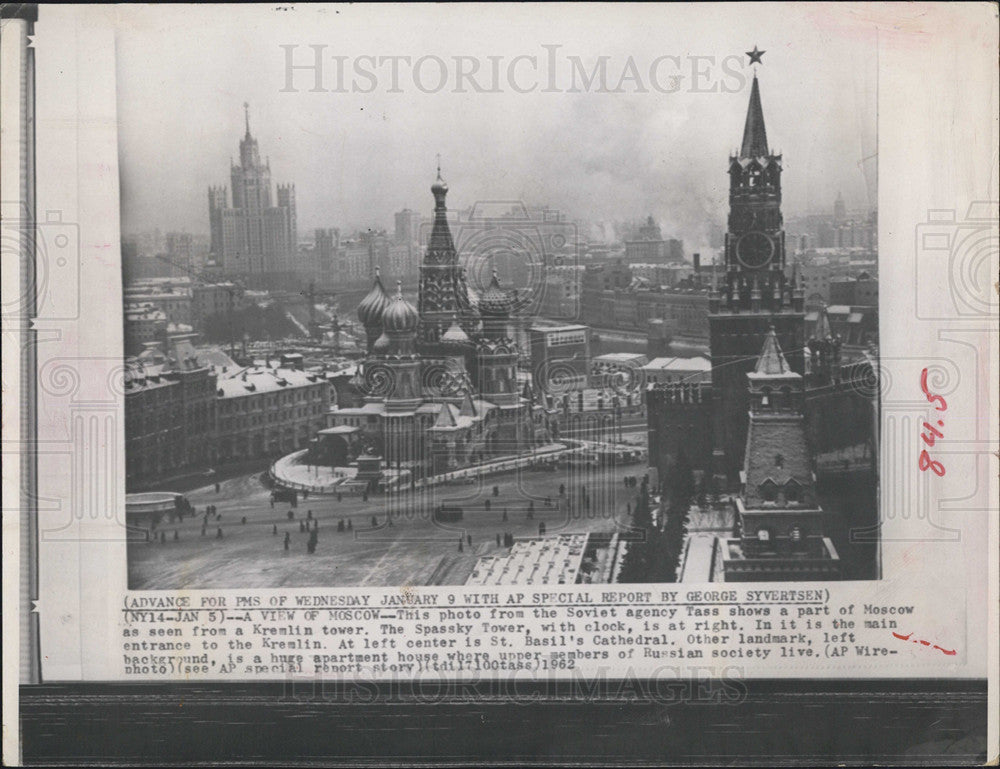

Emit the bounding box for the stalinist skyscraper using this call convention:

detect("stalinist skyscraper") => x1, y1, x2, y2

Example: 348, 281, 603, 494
208, 104, 297, 280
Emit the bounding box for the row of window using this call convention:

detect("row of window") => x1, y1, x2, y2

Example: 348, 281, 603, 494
218, 408, 323, 430
755, 525, 805, 545
758, 478, 802, 503
217, 387, 327, 414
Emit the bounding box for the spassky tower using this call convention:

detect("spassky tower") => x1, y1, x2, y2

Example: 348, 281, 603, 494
708, 49, 805, 481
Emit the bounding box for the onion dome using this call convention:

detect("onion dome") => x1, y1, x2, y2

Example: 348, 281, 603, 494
372, 332, 391, 353
382, 281, 420, 334
477, 270, 514, 317
441, 320, 471, 345
356, 268, 391, 327
431, 159, 448, 200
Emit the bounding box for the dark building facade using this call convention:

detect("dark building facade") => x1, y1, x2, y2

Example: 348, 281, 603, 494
580, 261, 711, 341
529, 324, 591, 393
124, 334, 218, 488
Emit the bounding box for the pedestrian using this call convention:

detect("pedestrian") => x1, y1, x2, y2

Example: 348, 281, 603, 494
496, 533, 502, 546
338, 519, 345, 532
216, 527, 223, 539
484, 499, 491, 511
458, 538, 464, 552
466, 534, 472, 546
270, 498, 274, 509
347, 519, 352, 531
173, 530, 179, 541
337, 492, 342, 502
538, 522, 546, 535
215, 482, 220, 493
288, 510, 294, 520
627, 502, 631, 514
241, 516, 247, 525
201, 525, 206, 537
307, 510, 312, 520
273, 524, 278, 536
493, 486, 499, 497
299, 520, 305, 532
284, 532, 290, 551
160, 531, 166, 544
362, 492, 368, 503
502, 508, 508, 522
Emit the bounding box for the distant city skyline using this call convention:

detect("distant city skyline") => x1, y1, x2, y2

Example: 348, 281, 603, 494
110, 5, 877, 252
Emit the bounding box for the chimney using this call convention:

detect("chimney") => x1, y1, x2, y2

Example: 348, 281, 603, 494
693, 253, 701, 273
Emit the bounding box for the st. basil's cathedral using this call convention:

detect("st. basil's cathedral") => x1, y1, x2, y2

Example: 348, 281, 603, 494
318, 168, 549, 480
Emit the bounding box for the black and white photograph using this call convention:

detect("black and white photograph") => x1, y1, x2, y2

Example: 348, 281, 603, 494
116, 6, 881, 590
3, 3, 996, 766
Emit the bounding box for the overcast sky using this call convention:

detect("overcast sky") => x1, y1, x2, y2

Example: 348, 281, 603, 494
104, 3, 877, 249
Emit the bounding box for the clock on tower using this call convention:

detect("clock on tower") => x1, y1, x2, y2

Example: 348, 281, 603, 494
736, 230, 774, 269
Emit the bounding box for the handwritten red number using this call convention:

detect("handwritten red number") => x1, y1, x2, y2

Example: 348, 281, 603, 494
919, 450, 946, 476
920, 421, 944, 447
918, 370, 947, 475
920, 368, 947, 411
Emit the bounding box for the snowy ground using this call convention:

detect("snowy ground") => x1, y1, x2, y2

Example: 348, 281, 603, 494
128, 453, 648, 590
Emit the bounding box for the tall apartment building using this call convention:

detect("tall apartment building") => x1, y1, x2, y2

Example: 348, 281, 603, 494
208, 104, 297, 277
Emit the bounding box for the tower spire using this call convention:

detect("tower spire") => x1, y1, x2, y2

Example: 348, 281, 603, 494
740, 74, 769, 158
243, 101, 251, 137
427, 163, 454, 252
754, 326, 791, 375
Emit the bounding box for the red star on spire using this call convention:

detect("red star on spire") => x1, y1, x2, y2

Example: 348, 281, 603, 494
746, 45, 765, 66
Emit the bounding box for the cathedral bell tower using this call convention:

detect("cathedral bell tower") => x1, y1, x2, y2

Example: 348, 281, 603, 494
709, 51, 805, 482
417, 162, 475, 353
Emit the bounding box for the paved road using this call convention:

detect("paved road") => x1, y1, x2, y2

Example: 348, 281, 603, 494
129, 453, 649, 590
